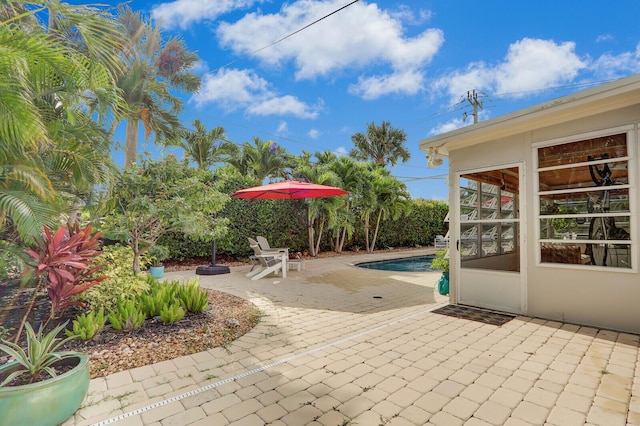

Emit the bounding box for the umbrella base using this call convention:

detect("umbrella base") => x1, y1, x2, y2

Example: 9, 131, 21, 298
195, 265, 230, 275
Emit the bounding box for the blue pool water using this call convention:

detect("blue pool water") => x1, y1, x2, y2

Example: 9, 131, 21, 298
356, 255, 436, 272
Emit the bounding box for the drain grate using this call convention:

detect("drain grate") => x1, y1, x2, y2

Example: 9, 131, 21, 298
432, 304, 514, 326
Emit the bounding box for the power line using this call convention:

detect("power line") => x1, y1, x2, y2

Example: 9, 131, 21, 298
214, 0, 360, 73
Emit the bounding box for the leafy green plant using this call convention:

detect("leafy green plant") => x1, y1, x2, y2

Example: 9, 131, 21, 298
79, 245, 152, 313
159, 303, 185, 324
148, 245, 170, 267
102, 156, 229, 274
431, 249, 449, 273
107, 300, 146, 332
140, 281, 179, 318
178, 278, 209, 313
0, 322, 79, 386
66, 309, 106, 340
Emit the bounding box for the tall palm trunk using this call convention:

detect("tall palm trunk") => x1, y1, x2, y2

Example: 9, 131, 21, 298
364, 215, 371, 253
368, 210, 383, 252
314, 220, 325, 256
307, 224, 316, 257
125, 119, 139, 168
337, 227, 347, 253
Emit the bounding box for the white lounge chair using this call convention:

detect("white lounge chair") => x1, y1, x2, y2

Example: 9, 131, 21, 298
256, 236, 288, 255
245, 241, 287, 280
461, 225, 478, 239
461, 242, 478, 257
482, 240, 498, 255
434, 235, 449, 249
461, 192, 478, 207
256, 236, 305, 271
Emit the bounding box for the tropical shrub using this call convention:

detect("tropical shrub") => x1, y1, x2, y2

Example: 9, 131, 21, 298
15, 222, 107, 342
107, 300, 146, 332
79, 245, 152, 313
102, 156, 229, 273
159, 303, 185, 324
66, 309, 106, 341
26, 223, 106, 315
177, 278, 209, 313
431, 249, 450, 273
140, 281, 179, 318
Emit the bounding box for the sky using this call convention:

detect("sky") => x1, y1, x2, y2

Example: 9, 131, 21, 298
110, 0, 640, 200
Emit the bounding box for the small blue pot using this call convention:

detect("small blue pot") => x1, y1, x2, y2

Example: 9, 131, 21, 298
150, 265, 164, 279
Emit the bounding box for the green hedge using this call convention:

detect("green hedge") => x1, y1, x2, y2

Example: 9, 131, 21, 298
375, 199, 449, 248
159, 197, 449, 260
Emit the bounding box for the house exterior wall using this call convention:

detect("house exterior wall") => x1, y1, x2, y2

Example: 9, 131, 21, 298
448, 104, 640, 333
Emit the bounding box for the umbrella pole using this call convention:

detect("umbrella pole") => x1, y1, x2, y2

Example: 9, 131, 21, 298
196, 239, 230, 275
196, 213, 230, 275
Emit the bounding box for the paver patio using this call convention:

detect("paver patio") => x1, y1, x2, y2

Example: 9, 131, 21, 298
63, 249, 640, 426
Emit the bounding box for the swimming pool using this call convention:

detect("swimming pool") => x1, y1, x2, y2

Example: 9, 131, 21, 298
356, 255, 437, 272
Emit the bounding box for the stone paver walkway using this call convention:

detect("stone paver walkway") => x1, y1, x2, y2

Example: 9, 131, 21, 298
64, 249, 640, 426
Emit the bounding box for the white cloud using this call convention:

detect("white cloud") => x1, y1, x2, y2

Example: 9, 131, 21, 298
596, 34, 614, 43
591, 42, 640, 79
276, 121, 288, 134
334, 146, 348, 157
349, 69, 425, 99
152, 0, 263, 30
428, 110, 491, 136
247, 95, 320, 119
192, 68, 320, 118
308, 128, 320, 139
216, 0, 444, 99
390, 5, 432, 26
428, 117, 469, 136
434, 38, 587, 101
495, 39, 586, 95
192, 68, 269, 110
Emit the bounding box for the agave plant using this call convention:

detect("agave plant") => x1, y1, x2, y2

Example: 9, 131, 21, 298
0, 322, 78, 386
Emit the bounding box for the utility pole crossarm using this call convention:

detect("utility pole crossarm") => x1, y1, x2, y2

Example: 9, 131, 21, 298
464, 90, 483, 123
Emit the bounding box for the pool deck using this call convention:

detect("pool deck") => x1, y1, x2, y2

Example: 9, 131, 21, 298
63, 248, 640, 426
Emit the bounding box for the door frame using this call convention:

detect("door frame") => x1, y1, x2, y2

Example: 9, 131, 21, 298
453, 162, 527, 314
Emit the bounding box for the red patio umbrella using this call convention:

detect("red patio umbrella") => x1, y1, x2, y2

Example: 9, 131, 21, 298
231, 180, 348, 199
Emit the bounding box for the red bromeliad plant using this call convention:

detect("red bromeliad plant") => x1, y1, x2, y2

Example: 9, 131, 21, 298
15, 222, 108, 343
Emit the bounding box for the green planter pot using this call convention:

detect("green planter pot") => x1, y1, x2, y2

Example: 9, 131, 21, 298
0, 352, 90, 426
437, 272, 450, 295
150, 265, 165, 279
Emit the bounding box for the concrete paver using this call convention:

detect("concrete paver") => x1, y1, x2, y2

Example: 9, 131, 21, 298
64, 249, 640, 426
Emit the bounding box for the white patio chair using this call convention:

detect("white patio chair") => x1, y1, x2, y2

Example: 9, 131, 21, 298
482, 240, 498, 255
461, 225, 478, 239
461, 192, 478, 207
245, 241, 286, 280
434, 235, 449, 249
461, 242, 478, 257
256, 236, 288, 255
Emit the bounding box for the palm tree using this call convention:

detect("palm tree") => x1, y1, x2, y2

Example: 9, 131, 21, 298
325, 155, 367, 253
227, 137, 292, 182
170, 120, 237, 169
292, 157, 345, 256
350, 121, 411, 167
361, 169, 411, 252
0, 0, 124, 242
112, 5, 201, 168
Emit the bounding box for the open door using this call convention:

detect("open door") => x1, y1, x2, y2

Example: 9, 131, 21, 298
456, 165, 525, 314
